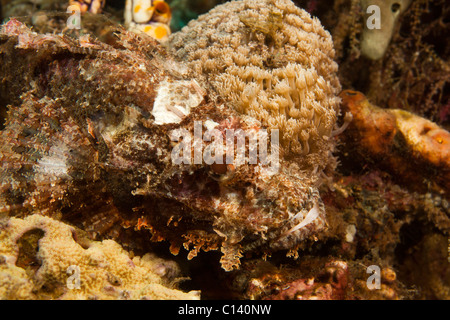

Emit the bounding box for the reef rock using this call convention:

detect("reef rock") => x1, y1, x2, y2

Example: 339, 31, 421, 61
226, 257, 407, 300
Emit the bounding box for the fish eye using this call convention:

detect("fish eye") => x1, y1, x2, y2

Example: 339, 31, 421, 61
208, 163, 235, 181
211, 163, 228, 175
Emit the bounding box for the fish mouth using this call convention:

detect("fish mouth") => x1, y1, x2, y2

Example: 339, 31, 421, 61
143, 163, 327, 254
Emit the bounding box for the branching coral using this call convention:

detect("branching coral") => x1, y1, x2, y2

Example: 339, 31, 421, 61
165, 0, 341, 168
0, 214, 200, 299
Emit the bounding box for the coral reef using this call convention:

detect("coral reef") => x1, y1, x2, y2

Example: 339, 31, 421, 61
0, 0, 448, 301
195, 166, 448, 300
0, 214, 200, 299
0, 5, 337, 273
365, 0, 450, 127
0, 0, 171, 41
166, 0, 342, 162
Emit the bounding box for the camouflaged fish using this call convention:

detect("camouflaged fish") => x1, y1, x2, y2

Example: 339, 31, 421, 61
0, 19, 327, 271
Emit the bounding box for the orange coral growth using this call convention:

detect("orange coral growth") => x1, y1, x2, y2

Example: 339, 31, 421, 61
340, 90, 397, 155
135, 216, 150, 231
339, 90, 450, 195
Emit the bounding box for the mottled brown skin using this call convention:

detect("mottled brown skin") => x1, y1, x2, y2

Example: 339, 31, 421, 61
0, 20, 326, 271
339, 90, 450, 196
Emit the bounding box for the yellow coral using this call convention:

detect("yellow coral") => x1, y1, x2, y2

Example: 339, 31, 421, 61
0, 215, 200, 300
166, 0, 341, 163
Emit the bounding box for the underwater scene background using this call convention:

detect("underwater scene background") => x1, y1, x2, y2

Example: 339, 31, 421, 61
0, 0, 448, 300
